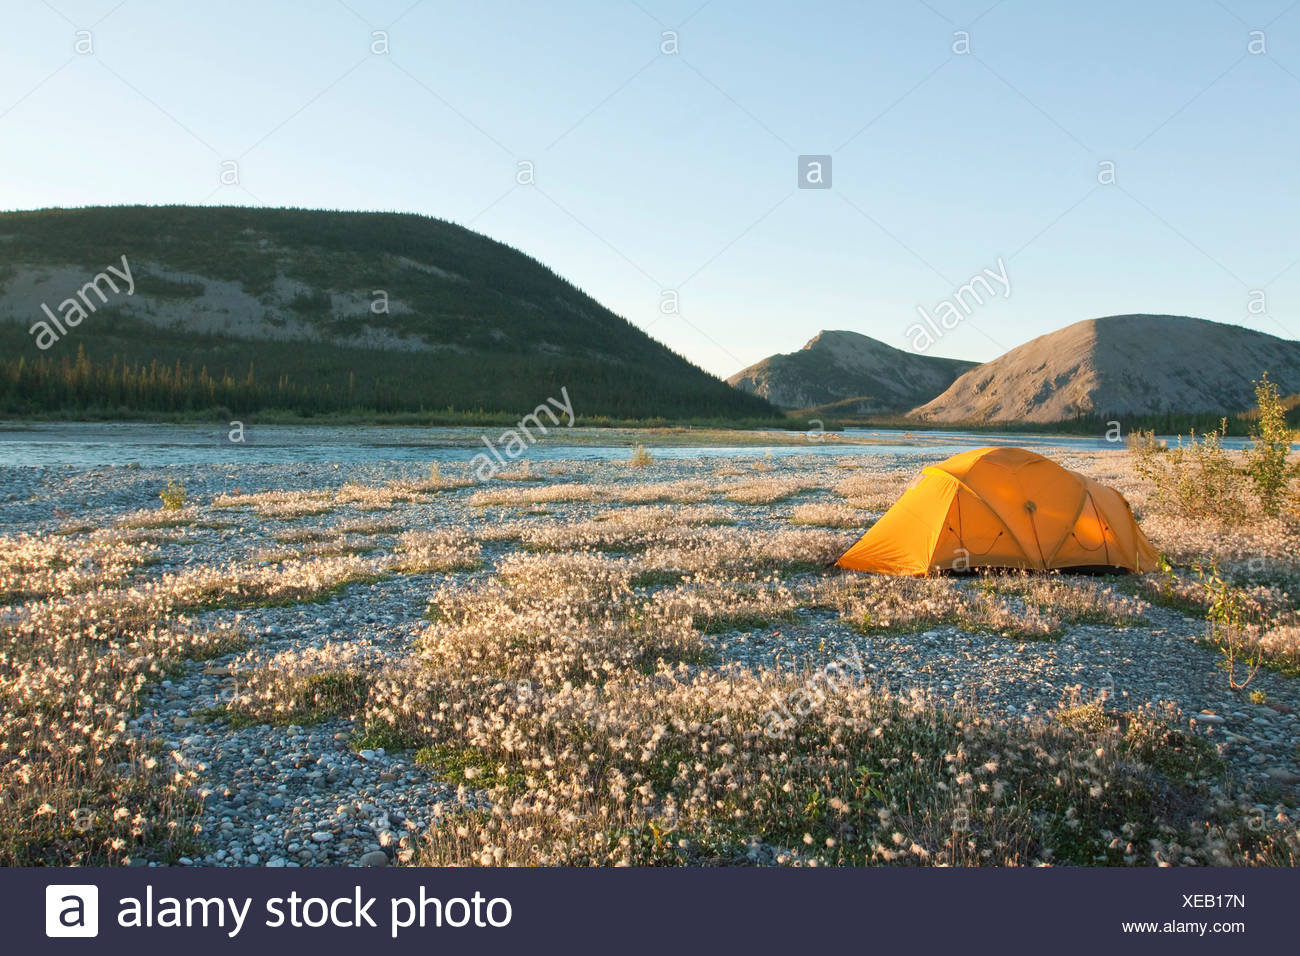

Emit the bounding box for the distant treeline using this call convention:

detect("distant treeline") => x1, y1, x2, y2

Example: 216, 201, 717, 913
848, 408, 1300, 436
0, 338, 781, 423
10, 345, 1291, 432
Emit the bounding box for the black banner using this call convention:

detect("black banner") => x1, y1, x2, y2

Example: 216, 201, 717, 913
14, 867, 1290, 954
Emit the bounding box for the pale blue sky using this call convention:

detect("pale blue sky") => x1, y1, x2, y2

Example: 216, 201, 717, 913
2, 0, 1299, 377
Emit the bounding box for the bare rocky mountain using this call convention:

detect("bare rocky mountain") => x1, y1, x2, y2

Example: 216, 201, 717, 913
911, 314, 1300, 423
727, 330, 976, 412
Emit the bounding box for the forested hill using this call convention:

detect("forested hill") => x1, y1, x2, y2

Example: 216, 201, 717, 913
0, 205, 778, 421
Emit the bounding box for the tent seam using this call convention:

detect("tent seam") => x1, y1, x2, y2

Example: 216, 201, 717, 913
928, 465, 1041, 566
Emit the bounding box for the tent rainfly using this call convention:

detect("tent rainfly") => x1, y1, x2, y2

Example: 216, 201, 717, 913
836, 446, 1159, 576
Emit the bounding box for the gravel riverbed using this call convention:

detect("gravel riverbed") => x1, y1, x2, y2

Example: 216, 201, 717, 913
5, 450, 1298, 865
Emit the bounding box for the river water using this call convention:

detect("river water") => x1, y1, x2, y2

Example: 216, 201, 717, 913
0, 422, 1257, 469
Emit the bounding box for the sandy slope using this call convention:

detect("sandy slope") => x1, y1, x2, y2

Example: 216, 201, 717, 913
912, 314, 1300, 423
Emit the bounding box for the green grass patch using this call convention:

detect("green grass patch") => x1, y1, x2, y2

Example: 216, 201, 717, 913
774, 560, 830, 577
1055, 702, 1226, 781
415, 745, 529, 793
633, 644, 719, 673
219, 671, 370, 728
696, 610, 793, 634
630, 569, 685, 589
353, 721, 424, 753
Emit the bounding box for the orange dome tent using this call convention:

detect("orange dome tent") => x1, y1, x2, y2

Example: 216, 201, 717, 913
836, 446, 1159, 576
